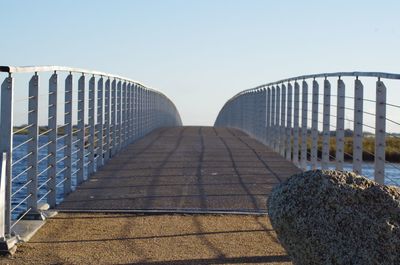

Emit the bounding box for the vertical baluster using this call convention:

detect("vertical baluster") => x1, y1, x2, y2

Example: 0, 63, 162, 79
275, 86, 281, 153
97, 77, 104, 167
27, 74, 39, 213
293, 81, 300, 165
266, 87, 271, 147
133, 84, 137, 140
47, 73, 58, 207
336, 78, 345, 170
88, 76, 95, 175
311, 79, 319, 169
322, 78, 331, 169
280, 84, 286, 156
122, 82, 127, 147
375, 79, 386, 184
137, 86, 141, 138
77, 75, 86, 184
64, 74, 73, 195
353, 78, 363, 174
271, 87, 276, 150
261, 88, 266, 144
286, 83, 292, 160
117, 80, 122, 150
111, 79, 116, 155
104, 78, 111, 161
0, 74, 13, 236
128, 83, 132, 143
301, 80, 308, 169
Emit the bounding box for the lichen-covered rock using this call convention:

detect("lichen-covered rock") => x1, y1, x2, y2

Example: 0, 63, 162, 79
267, 170, 400, 265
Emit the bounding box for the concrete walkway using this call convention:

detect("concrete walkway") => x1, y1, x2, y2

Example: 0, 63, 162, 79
59, 127, 300, 213
0, 126, 300, 264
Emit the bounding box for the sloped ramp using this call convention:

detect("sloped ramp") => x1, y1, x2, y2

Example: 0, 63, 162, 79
57, 126, 301, 213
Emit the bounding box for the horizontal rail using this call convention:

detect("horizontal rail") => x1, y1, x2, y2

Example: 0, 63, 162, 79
231, 71, 400, 101
1, 65, 158, 94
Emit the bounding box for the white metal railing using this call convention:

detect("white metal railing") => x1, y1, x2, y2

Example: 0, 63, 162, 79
0, 65, 182, 241
215, 71, 400, 187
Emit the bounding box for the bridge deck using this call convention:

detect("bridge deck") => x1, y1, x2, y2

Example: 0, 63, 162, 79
58, 126, 300, 213
1, 126, 300, 264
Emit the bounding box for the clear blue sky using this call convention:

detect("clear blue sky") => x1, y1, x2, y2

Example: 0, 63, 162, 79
1, 0, 399, 125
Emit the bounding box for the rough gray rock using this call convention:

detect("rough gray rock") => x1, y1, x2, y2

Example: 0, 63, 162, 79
267, 170, 400, 265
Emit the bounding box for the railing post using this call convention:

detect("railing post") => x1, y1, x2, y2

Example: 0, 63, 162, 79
64, 74, 73, 195
111, 79, 116, 155
280, 84, 286, 157
127, 83, 132, 143
353, 78, 363, 174
47, 73, 58, 207
77, 75, 86, 184
261, 88, 266, 144
0, 75, 14, 237
121, 82, 126, 148
293, 81, 300, 165
336, 78, 345, 170
133, 84, 138, 140
117, 80, 122, 150
27, 74, 39, 212
271, 87, 276, 150
88, 76, 96, 175
311, 80, 319, 169
375, 79, 386, 184
97, 77, 104, 168
300, 80, 308, 170
322, 78, 331, 169
275, 86, 281, 153
104, 78, 111, 161
286, 83, 292, 160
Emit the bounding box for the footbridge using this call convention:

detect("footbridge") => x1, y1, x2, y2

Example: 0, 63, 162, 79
0, 66, 399, 263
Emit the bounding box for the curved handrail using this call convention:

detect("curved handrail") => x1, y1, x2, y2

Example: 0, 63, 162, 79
0, 65, 158, 93
0, 65, 181, 122
231, 71, 400, 100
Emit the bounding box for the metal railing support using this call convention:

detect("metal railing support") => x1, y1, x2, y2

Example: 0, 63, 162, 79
286, 83, 292, 160
64, 74, 73, 195
353, 78, 364, 174
293, 82, 300, 165
77, 75, 86, 184
27, 74, 39, 211
311, 80, 319, 169
375, 80, 386, 184
88, 76, 96, 175
47, 73, 58, 207
336, 79, 345, 170
300, 80, 308, 169
322, 79, 331, 169
104, 79, 111, 161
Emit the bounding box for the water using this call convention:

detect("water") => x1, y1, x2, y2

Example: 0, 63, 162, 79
10, 135, 400, 219
11, 134, 86, 219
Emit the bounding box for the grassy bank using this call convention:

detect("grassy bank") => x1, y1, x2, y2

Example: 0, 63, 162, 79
307, 136, 400, 163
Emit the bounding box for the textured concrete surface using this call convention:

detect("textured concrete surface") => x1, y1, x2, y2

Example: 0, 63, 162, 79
58, 126, 300, 213
0, 213, 292, 265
